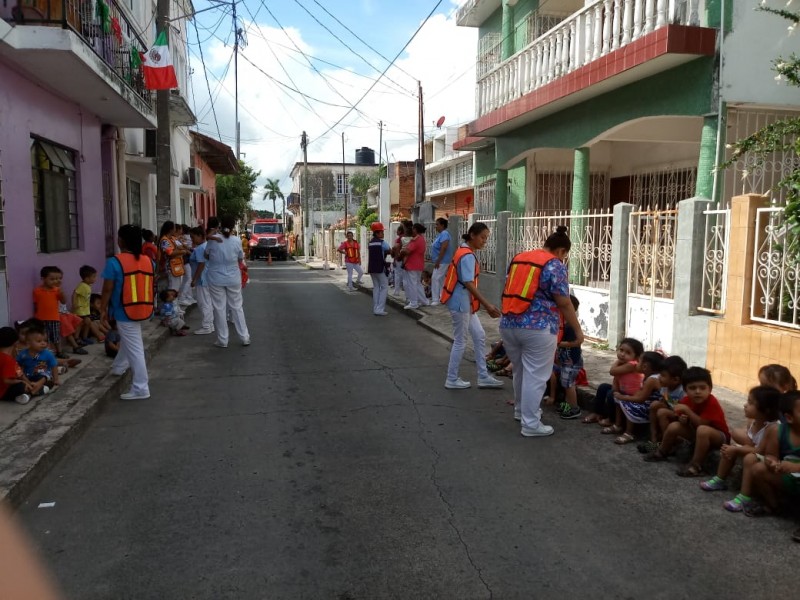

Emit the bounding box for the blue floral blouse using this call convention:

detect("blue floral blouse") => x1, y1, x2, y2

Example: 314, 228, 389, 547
499, 258, 569, 334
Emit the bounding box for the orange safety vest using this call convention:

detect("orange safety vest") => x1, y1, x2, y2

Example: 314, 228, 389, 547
157, 236, 185, 277
501, 249, 559, 315
114, 252, 155, 321
440, 247, 480, 313
342, 240, 360, 263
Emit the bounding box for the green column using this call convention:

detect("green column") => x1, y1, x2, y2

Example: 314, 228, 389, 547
571, 148, 590, 283
502, 1, 514, 61
495, 169, 508, 212
696, 114, 719, 202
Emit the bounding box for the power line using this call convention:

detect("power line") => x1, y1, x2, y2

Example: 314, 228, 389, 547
191, 16, 222, 140
310, 0, 445, 147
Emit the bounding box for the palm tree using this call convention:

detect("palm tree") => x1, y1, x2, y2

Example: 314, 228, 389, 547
262, 178, 285, 219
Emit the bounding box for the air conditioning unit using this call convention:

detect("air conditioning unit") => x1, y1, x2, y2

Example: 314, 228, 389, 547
184, 167, 202, 187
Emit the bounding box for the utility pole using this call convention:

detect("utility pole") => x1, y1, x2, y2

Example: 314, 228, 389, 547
301, 131, 309, 262
232, 0, 240, 159
155, 0, 172, 225
414, 81, 426, 209
341, 132, 347, 232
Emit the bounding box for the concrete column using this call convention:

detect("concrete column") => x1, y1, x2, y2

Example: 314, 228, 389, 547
724, 194, 768, 326
360, 225, 369, 270
696, 115, 718, 201
607, 202, 634, 348
502, 1, 515, 61
495, 169, 508, 212
496, 211, 512, 280
448, 215, 464, 246
570, 148, 590, 284
671, 197, 711, 366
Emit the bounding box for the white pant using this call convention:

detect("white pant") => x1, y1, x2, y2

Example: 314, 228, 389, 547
195, 285, 214, 330
500, 328, 557, 431
431, 263, 448, 303
405, 270, 427, 307
346, 262, 364, 287
209, 284, 249, 345
446, 310, 489, 382
393, 263, 404, 294
370, 273, 388, 313
168, 272, 183, 295
178, 263, 194, 304
111, 320, 149, 396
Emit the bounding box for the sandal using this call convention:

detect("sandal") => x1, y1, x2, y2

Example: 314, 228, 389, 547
644, 449, 668, 462
676, 463, 706, 477
496, 367, 512, 377
72, 347, 88, 355
601, 425, 622, 435
486, 359, 500, 372
598, 419, 613, 427
614, 433, 636, 445
743, 501, 772, 518
581, 414, 600, 424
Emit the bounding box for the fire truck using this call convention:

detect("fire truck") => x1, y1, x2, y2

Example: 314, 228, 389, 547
248, 218, 288, 261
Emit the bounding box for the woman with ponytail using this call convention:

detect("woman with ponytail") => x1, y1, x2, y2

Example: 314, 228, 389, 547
500, 226, 584, 437
204, 215, 250, 348
100, 224, 154, 400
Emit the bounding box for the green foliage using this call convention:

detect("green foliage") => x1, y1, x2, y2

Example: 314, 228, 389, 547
305, 168, 336, 204
355, 198, 377, 227
216, 160, 260, 224
349, 170, 379, 203
262, 177, 285, 218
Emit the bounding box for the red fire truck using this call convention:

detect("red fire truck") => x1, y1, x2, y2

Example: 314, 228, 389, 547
248, 218, 288, 261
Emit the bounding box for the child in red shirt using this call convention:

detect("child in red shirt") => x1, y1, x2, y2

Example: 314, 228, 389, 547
644, 366, 730, 477
0, 327, 33, 405
33, 266, 67, 358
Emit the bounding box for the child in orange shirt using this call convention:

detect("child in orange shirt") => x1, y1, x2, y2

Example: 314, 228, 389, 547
33, 266, 67, 358
0, 327, 33, 405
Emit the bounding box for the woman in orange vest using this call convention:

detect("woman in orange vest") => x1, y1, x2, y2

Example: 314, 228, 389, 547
157, 221, 188, 294
440, 222, 503, 390
337, 230, 364, 291
99, 224, 155, 400
500, 226, 584, 437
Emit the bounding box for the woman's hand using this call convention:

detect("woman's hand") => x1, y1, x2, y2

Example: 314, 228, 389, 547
485, 304, 501, 318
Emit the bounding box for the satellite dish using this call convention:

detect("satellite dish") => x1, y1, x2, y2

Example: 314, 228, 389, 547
436, 116, 446, 128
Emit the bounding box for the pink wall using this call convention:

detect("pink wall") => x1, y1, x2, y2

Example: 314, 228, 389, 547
193, 154, 217, 226
0, 60, 110, 324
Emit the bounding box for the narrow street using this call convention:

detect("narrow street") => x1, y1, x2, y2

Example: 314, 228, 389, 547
18, 262, 798, 599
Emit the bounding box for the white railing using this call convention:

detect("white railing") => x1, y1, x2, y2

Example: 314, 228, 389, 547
507, 210, 613, 290
427, 160, 474, 194
476, 180, 496, 215
698, 206, 730, 315
474, 215, 497, 274
477, 0, 700, 117
421, 221, 437, 262
751, 206, 800, 329
628, 208, 678, 300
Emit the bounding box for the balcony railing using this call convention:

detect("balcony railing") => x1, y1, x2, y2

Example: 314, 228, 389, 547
476, 0, 701, 117
10, 0, 152, 108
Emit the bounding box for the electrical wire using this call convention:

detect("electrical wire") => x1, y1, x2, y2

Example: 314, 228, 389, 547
191, 16, 222, 140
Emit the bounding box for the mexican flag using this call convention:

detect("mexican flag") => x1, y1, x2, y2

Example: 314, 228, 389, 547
142, 31, 178, 90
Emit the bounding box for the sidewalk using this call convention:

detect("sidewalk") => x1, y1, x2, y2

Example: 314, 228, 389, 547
0, 319, 171, 507
297, 256, 748, 429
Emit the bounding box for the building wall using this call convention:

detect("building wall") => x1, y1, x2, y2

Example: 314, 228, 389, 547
193, 153, 218, 226
0, 60, 108, 324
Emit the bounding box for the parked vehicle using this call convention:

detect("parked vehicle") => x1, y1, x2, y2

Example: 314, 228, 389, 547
248, 219, 288, 261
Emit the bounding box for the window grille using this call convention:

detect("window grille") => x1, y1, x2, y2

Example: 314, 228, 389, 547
31, 138, 79, 253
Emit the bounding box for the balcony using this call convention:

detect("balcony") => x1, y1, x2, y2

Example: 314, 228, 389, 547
456, 0, 501, 27
0, 0, 155, 127
472, 0, 712, 134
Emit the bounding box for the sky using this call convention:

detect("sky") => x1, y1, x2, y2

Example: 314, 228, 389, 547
187, 0, 475, 211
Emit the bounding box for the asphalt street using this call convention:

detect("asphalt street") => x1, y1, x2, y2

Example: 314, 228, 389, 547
17, 261, 799, 599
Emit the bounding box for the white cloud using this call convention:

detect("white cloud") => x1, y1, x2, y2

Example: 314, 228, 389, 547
189, 9, 477, 209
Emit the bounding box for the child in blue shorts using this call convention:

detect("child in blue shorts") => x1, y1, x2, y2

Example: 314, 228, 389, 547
557, 295, 583, 420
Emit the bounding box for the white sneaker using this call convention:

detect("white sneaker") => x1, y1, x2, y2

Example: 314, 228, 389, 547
477, 375, 504, 389
41, 386, 51, 395
430, 301, 440, 306
110, 369, 128, 377
120, 391, 150, 400
242, 337, 251, 346
521, 423, 555, 437
404, 303, 420, 310
356, 279, 363, 285
194, 327, 214, 335
214, 341, 228, 348
14, 394, 31, 405
445, 378, 471, 389
374, 311, 388, 316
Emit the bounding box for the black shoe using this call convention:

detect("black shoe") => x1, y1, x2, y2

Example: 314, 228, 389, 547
559, 406, 582, 420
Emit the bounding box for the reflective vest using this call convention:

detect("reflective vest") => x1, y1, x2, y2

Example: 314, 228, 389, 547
501, 249, 559, 315
342, 240, 360, 264
440, 247, 480, 313
367, 237, 388, 274
158, 236, 185, 277
114, 253, 155, 321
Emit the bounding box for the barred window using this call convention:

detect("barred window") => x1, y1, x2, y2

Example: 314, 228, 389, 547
31, 138, 79, 253
336, 173, 349, 196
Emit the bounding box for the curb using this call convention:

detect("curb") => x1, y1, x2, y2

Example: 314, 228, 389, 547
0, 322, 172, 509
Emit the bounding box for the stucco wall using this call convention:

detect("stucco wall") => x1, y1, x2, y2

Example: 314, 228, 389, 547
0, 60, 109, 324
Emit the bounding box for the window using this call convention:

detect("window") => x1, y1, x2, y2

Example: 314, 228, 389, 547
127, 178, 142, 226
31, 138, 79, 253
336, 173, 349, 196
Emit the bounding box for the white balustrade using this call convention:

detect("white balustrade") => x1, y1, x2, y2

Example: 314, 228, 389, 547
476, 0, 695, 117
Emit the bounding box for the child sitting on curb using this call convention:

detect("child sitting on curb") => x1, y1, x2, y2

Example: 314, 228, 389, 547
644, 367, 730, 477
16, 324, 59, 396
0, 327, 33, 405
637, 355, 688, 454
610, 351, 664, 443
557, 295, 584, 420
105, 321, 121, 358
159, 289, 187, 336
583, 338, 644, 427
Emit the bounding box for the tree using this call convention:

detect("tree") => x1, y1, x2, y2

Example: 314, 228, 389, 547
349, 170, 379, 204
216, 160, 260, 224
724, 4, 800, 233
262, 178, 285, 219
305, 168, 336, 208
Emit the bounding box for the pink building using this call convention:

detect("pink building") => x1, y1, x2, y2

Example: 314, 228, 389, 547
189, 131, 239, 227
0, 2, 156, 324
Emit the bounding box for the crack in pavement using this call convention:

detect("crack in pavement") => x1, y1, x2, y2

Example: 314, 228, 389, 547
371, 354, 494, 599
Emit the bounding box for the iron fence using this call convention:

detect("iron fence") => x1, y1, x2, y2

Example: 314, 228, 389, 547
628, 208, 678, 299
474, 215, 497, 273
698, 206, 730, 315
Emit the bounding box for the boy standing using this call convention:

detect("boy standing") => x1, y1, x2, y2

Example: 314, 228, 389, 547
0, 327, 32, 405
34, 266, 66, 358
644, 366, 730, 477
337, 231, 364, 291
558, 295, 584, 420
72, 265, 103, 342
